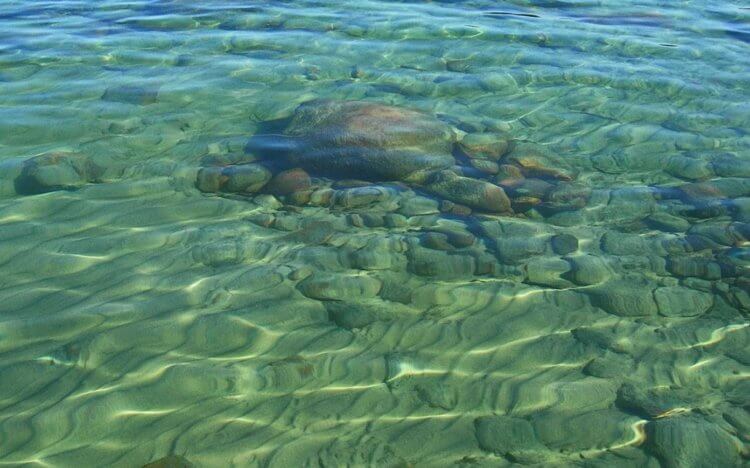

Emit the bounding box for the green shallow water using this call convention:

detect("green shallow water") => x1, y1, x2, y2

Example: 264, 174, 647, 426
0, 1, 749, 466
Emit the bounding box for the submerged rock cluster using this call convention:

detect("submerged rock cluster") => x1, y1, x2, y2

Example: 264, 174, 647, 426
4, 99, 749, 467
194, 99, 576, 216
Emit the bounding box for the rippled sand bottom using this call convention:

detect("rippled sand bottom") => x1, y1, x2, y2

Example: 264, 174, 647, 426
1, 0, 749, 466
0, 169, 747, 466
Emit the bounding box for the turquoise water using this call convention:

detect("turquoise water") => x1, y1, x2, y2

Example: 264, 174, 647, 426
0, 1, 749, 466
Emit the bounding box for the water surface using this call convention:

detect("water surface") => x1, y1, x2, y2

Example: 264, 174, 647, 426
0, 1, 748, 466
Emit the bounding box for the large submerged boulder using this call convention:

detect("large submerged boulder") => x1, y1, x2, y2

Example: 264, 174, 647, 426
198, 99, 577, 214
271, 99, 457, 182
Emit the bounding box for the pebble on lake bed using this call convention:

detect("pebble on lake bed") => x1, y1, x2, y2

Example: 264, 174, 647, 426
266, 168, 312, 195
425, 170, 511, 213
458, 133, 510, 161
14, 152, 105, 195
196, 163, 271, 194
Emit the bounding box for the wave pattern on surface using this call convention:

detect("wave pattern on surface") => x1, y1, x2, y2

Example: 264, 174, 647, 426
0, 1, 748, 466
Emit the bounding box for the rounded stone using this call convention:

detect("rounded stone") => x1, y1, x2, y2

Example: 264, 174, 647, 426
196, 163, 271, 194
458, 133, 510, 161
433, 227, 475, 248
308, 188, 334, 206
288, 266, 313, 281
398, 195, 440, 216
266, 168, 312, 195
525, 256, 573, 288
506, 178, 554, 200
421, 232, 453, 251
223, 164, 272, 193
665, 156, 714, 181
495, 164, 524, 184
539, 182, 591, 214
15, 152, 104, 195
565, 255, 613, 285
510, 154, 573, 181
285, 189, 313, 205
551, 233, 578, 255
384, 213, 408, 228
426, 170, 511, 213
653, 286, 714, 317
439, 200, 473, 216
469, 158, 500, 175
280, 100, 456, 181
646, 212, 691, 232
333, 185, 395, 209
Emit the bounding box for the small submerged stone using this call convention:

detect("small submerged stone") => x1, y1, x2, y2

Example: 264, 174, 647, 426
469, 158, 500, 175
646, 212, 691, 232
382, 213, 406, 228
494, 164, 524, 184
433, 226, 476, 248
266, 168, 311, 195
712, 153, 750, 178
538, 182, 591, 214
551, 233, 578, 255
665, 156, 714, 181
458, 133, 510, 161
15, 152, 105, 195
332, 185, 396, 209
398, 195, 441, 216
421, 232, 453, 251
425, 170, 511, 213
439, 200, 473, 216
196, 163, 271, 194
524, 256, 573, 289
222, 164, 272, 193
509, 154, 573, 182
565, 255, 613, 285
667, 257, 735, 280
503, 178, 554, 200
653, 286, 713, 317
406, 242, 480, 279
